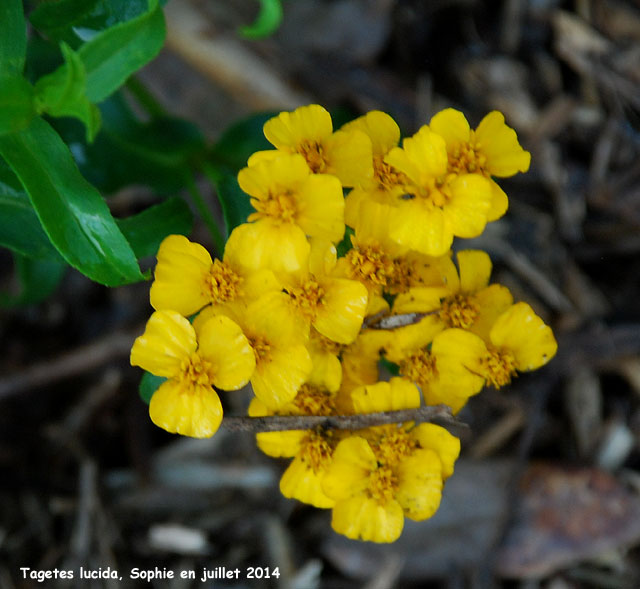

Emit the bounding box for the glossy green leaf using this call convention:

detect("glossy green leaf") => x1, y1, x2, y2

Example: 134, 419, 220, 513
79, 0, 166, 103
0, 117, 145, 286
0, 75, 35, 135
210, 170, 253, 239
116, 197, 193, 259
210, 111, 275, 173
0, 0, 27, 76
139, 371, 165, 404
239, 0, 283, 40
0, 253, 66, 307
34, 43, 101, 141
29, 0, 100, 45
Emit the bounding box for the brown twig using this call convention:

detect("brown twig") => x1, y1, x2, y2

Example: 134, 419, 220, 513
221, 404, 466, 433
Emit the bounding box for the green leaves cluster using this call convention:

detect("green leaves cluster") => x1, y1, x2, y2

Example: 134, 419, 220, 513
0, 0, 275, 307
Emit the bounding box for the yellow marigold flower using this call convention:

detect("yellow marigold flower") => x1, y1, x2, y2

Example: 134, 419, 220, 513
249, 386, 339, 508
224, 153, 344, 274
341, 111, 407, 225
430, 108, 531, 221
350, 378, 461, 480
322, 435, 444, 542
393, 249, 513, 341
196, 293, 313, 409
251, 104, 373, 187
478, 302, 557, 389
282, 239, 368, 344
130, 311, 255, 438
384, 126, 494, 256
386, 320, 487, 414
149, 234, 279, 317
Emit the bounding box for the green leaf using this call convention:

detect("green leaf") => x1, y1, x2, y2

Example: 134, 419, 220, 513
58, 93, 206, 195
0, 253, 66, 307
34, 43, 101, 141
139, 371, 165, 404
0, 117, 145, 286
79, 0, 166, 103
239, 0, 283, 40
0, 0, 27, 76
209, 170, 254, 239
0, 75, 36, 135
29, 0, 101, 45
116, 197, 193, 259
0, 177, 64, 261
210, 111, 275, 173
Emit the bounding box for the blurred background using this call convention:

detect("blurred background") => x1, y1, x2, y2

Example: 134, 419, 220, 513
2, 0, 640, 587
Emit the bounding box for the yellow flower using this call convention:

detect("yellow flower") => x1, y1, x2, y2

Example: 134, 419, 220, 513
393, 249, 513, 341
130, 311, 255, 438
322, 435, 444, 542
384, 126, 494, 256
251, 104, 373, 187
430, 108, 531, 221
478, 302, 557, 388
341, 111, 407, 225
249, 386, 339, 508
223, 153, 345, 274
282, 239, 369, 344
385, 320, 487, 414
306, 329, 344, 394
196, 293, 313, 409
149, 234, 279, 317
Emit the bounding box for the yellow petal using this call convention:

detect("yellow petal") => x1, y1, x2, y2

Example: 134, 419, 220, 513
341, 110, 400, 156
351, 378, 421, 414
392, 286, 449, 315
396, 449, 443, 520
130, 310, 196, 377
238, 153, 310, 199
150, 235, 212, 315
457, 250, 492, 293
263, 104, 333, 151
307, 340, 342, 393
322, 436, 376, 500
224, 221, 310, 274
444, 174, 493, 238
487, 179, 509, 221
384, 314, 444, 362
489, 303, 557, 370
252, 344, 312, 409
149, 380, 223, 438
331, 495, 404, 543
474, 111, 531, 177
429, 108, 471, 149
197, 315, 255, 390
296, 174, 345, 242
390, 201, 452, 257
280, 455, 335, 508
308, 238, 337, 277
248, 397, 305, 457
411, 424, 460, 479
469, 284, 513, 342
324, 128, 373, 187
313, 277, 368, 344
400, 126, 448, 179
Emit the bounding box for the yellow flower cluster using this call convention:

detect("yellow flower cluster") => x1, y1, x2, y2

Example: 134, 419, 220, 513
130, 105, 557, 543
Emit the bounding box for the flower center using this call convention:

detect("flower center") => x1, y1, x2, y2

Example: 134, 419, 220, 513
301, 432, 334, 472
285, 279, 325, 321
401, 177, 449, 209
447, 137, 488, 176
249, 335, 272, 364
310, 329, 344, 356
400, 349, 438, 388
293, 384, 337, 415
346, 242, 395, 288
204, 260, 243, 303
180, 352, 213, 388
368, 465, 398, 503
372, 426, 417, 464
373, 156, 406, 191
298, 140, 328, 174
249, 189, 297, 223
387, 257, 417, 294
481, 346, 517, 388
440, 294, 479, 329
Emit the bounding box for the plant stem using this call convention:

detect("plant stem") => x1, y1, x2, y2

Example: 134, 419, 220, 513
183, 172, 225, 255
125, 76, 166, 118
